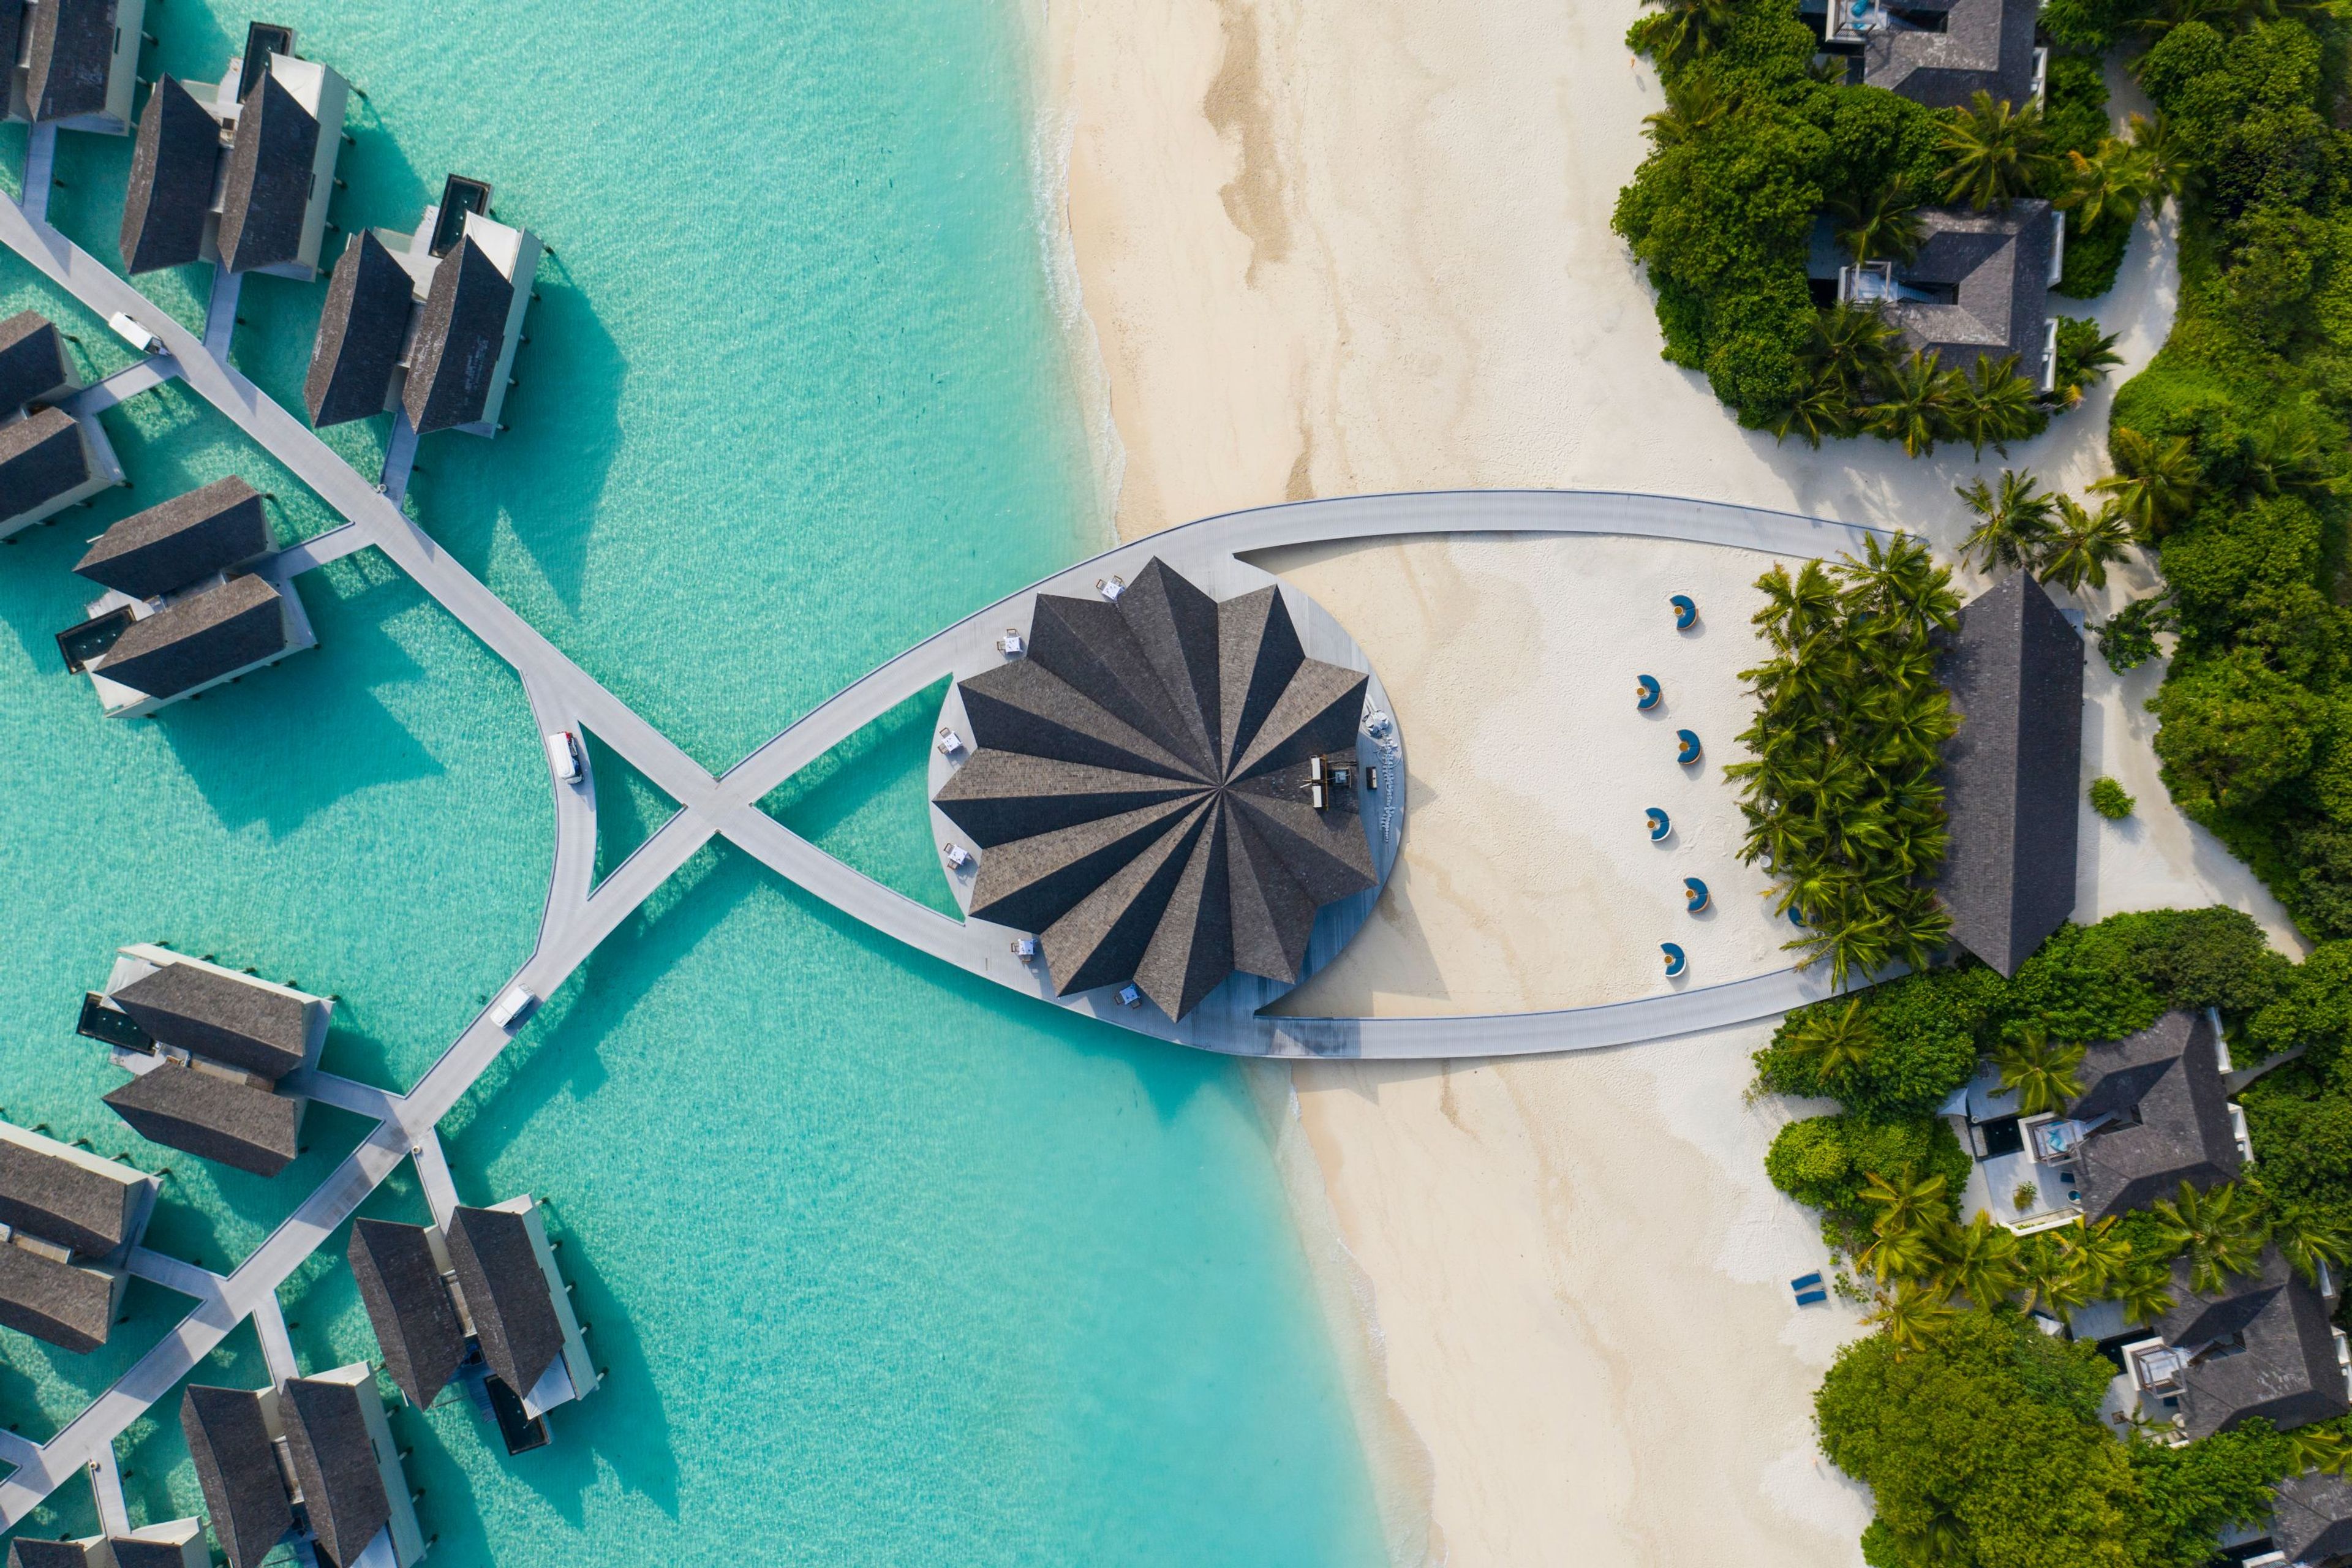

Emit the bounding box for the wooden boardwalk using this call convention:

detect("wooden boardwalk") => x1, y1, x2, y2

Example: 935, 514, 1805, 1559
0, 143, 1890, 1526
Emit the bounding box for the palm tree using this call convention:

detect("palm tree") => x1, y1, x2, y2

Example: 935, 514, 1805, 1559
2272, 1207, 2352, 1290
2242, 412, 2342, 503
1863, 1221, 1943, 1286
2126, 113, 2190, 205
2091, 428, 2202, 538
1861, 1167, 1949, 1236
1957, 469, 2057, 576
1934, 1212, 2025, 1309
2038, 496, 2135, 592
1842, 532, 1962, 643
2056, 138, 2155, 231
2112, 1259, 2177, 1324
2019, 1238, 2096, 1317
2153, 1180, 2270, 1294
1802, 303, 1902, 399
1643, 75, 1740, 146
1771, 370, 1858, 449
1993, 1023, 2085, 1116
1830, 176, 1924, 265
2291, 1425, 2352, 1476
1634, 0, 1738, 66
1784, 998, 1879, 1082
1888, 1509, 1971, 1568
1871, 351, 1961, 458
1867, 1283, 1955, 1351
2051, 322, 2123, 410
1945, 353, 2045, 459
2060, 1216, 2133, 1294
1939, 91, 2055, 210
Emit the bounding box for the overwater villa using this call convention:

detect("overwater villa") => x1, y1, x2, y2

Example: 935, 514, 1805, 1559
79, 944, 331, 1178
1936, 572, 2085, 976
1943, 1012, 2248, 1233
304, 174, 541, 438
349, 1196, 598, 1455
119, 23, 350, 279
181, 1363, 425, 1568
930, 556, 1379, 1021
4, 1517, 209, 1567
3, 0, 146, 134
0, 311, 124, 540
0, 1119, 157, 1353
2112, 1247, 2351, 1444
1806, 0, 2045, 108
56, 475, 317, 718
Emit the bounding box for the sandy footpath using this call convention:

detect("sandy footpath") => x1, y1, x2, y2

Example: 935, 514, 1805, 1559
1033, 0, 2296, 1562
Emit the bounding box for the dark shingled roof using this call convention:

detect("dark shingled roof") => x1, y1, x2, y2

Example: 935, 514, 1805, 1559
0, 311, 73, 411
0, 7, 20, 99
1853, 0, 2040, 108
0, 1136, 139, 1257
401, 236, 513, 434
0, 1243, 115, 1353
111, 959, 309, 1080
215, 70, 319, 276
119, 77, 221, 276
1936, 571, 2082, 976
104, 1063, 300, 1178
0, 405, 90, 522
26, 0, 118, 124
104, 1538, 200, 1568
2068, 1011, 2241, 1221
1882, 202, 2057, 382
90, 574, 287, 702
75, 477, 271, 600
446, 1205, 566, 1400
2157, 1246, 2349, 1441
348, 1218, 467, 1410
6, 1541, 98, 1568
937, 559, 1374, 1019
179, 1385, 293, 1568
304, 231, 412, 428
281, 1375, 393, 1568
2272, 1469, 2352, 1566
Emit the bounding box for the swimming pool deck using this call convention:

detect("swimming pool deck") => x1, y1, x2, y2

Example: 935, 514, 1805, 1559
0, 138, 1891, 1526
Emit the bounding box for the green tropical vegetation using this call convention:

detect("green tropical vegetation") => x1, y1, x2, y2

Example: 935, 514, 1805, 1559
1727, 538, 1959, 982
1954, 468, 2139, 589
2089, 776, 2136, 820
1613, 6, 2141, 437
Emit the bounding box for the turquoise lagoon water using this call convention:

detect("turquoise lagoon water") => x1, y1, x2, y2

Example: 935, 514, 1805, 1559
0, 2, 1390, 1565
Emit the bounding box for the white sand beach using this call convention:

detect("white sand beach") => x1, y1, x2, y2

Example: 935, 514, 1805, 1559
1035, 0, 2301, 1562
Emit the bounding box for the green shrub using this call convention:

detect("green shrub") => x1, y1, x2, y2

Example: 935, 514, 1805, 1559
1766, 1113, 1971, 1227
2097, 595, 2176, 673
2089, 777, 2135, 820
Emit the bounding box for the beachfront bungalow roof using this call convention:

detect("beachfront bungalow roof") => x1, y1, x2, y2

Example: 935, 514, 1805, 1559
401, 236, 513, 434
937, 559, 1374, 1019
0, 1128, 144, 1257
215, 69, 318, 276
2157, 1246, 2348, 1441
1935, 571, 2082, 976
89, 573, 287, 703
119, 75, 219, 275
0, 405, 92, 520
304, 230, 412, 428
0, 1242, 118, 1352
2067, 1011, 2241, 1221
26, 0, 120, 124
110, 955, 310, 1080
446, 1204, 565, 1400
347, 1218, 467, 1410
1877, 202, 2058, 386
179, 1385, 293, 1568
1852, 0, 2039, 109
103, 1061, 300, 1177
281, 1373, 393, 1568
0, 311, 74, 411
2271, 1469, 2352, 1567
75, 477, 270, 600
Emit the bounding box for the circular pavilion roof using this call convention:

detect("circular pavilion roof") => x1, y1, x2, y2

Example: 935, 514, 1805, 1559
933, 557, 1383, 1021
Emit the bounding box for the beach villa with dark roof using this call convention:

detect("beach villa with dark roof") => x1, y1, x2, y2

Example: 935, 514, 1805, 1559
58, 475, 317, 717
118, 25, 349, 280
303, 174, 541, 439
0, 310, 124, 540
1839, 202, 2065, 393
2117, 1247, 2352, 1445
2258, 1470, 2352, 1566
347, 1195, 598, 1455
2, 0, 146, 135
1936, 571, 2084, 976
180, 1364, 424, 1568
0, 1118, 157, 1354
4, 1518, 210, 1568
81, 944, 331, 1178
1809, 0, 2045, 108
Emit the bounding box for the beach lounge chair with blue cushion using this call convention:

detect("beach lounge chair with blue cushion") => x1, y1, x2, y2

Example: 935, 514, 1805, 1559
1660, 943, 1686, 978
1795, 1289, 1829, 1306
1646, 807, 1670, 842
1675, 729, 1702, 766
1684, 877, 1709, 914
1790, 1273, 1822, 1292
1635, 674, 1661, 710
1670, 594, 1698, 630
